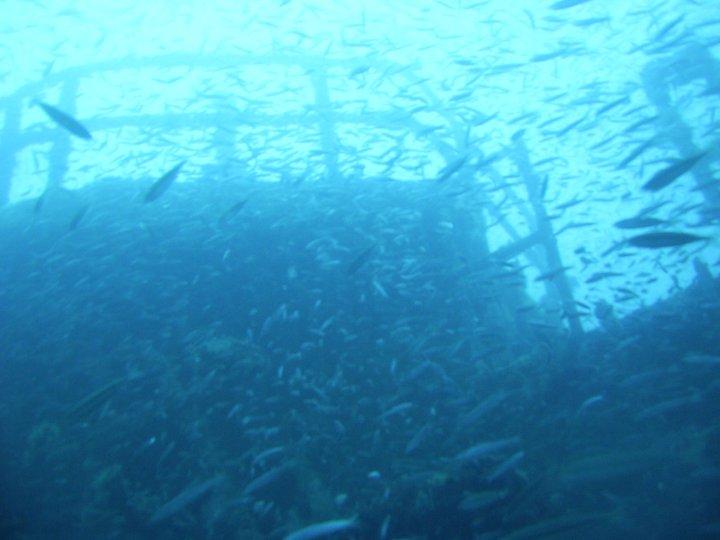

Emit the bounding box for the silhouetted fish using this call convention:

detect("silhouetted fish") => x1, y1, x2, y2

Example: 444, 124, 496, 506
437, 155, 467, 182
219, 199, 248, 225
35, 101, 92, 140
144, 162, 185, 203
149, 476, 224, 524
627, 231, 708, 248
455, 436, 520, 462
243, 463, 293, 497
347, 244, 376, 275
284, 518, 359, 540
585, 271, 623, 284
614, 217, 666, 229
68, 205, 89, 231
68, 377, 125, 420
641, 152, 707, 192
616, 137, 657, 169
551, 0, 592, 8
34, 191, 47, 214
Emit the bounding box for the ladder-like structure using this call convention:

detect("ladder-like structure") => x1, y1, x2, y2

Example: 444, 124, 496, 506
641, 42, 720, 208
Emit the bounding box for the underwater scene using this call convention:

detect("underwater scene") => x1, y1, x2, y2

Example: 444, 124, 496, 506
1, 0, 720, 538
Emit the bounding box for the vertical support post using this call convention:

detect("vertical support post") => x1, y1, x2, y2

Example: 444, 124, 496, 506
211, 103, 237, 178
641, 43, 720, 207
510, 134, 583, 337
0, 98, 21, 206
310, 68, 341, 181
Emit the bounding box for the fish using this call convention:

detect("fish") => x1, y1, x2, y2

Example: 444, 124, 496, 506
68, 377, 126, 420
552, 117, 585, 137
535, 266, 572, 282
556, 222, 594, 235
219, 199, 248, 225
251, 446, 285, 467
551, 0, 592, 9
35, 101, 92, 139
34, 191, 47, 214
486, 450, 525, 482
573, 17, 611, 28
499, 512, 612, 540
317, 316, 335, 334
458, 390, 508, 428
641, 152, 707, 192
144, 161, 185, 202
149, 476, 224, 524
635, 393, 701, 421
458, 489, 508, 512
454, 436, 520, 462
627, 232, 708, 248
68, 205, 89, 231
530, 50, 566, 63
436, 155, 467, 182
372, 277, 390, 298
243, 463, 293, 497
554, 196, 585, 211
637, 200, 670, 217
378, 402, 413, 421
349, 65, 370, 77
379, 515, 391, 539
407, 360, 454, 385
284, 517, 359, 540
405, 423, 433, 454
615, 138, 657, 169
682, 353, 720, 365
347, 244, 376, 275
596, 96, 628, 116
614, 217, 666, 229
42, 60, 55, 77
653, 14, 685, 42
576, 395, 604, 415
622, 115, 657, 134
585, 271, 623, 284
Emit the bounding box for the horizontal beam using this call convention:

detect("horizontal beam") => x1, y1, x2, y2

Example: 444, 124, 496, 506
490, 231, 541, 261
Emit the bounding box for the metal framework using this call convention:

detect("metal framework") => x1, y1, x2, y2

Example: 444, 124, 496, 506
19, 51, 709, 336
641, 42, 720, 208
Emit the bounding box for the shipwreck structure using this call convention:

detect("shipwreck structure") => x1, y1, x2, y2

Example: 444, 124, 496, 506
0, 46, 718, 344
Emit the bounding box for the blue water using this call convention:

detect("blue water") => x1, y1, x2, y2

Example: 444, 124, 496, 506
1, 1, 720, 538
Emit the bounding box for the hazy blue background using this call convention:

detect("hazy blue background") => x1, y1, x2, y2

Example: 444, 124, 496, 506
2, 2, 720, 538
1, 0, 718, 320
